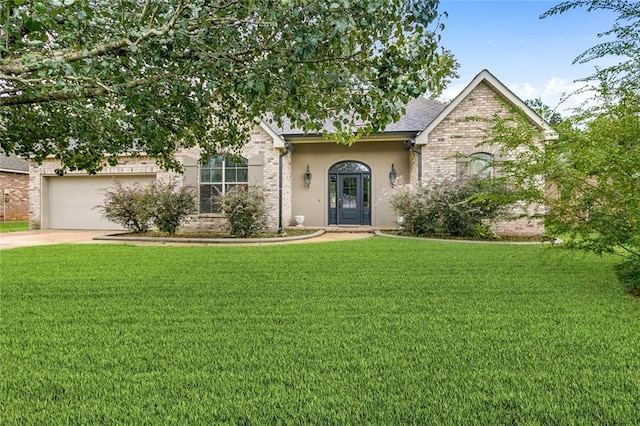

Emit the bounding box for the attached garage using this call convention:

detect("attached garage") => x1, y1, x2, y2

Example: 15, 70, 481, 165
43, 175, 156, 230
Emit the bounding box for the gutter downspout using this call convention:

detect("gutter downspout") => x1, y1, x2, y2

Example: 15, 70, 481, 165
278, 142, 295, 233
405, 138, 422, 182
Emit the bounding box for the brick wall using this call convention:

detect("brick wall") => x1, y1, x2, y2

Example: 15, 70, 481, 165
0, 172, 29, 221
420, 81, 545, 236
176, 124, 286, 233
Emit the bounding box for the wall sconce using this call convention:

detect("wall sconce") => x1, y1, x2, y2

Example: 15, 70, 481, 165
304, 165, 312, 187
389, 163, 397, 186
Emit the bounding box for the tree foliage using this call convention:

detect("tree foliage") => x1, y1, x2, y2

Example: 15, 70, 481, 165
482, 0, 640, 290
541, 0, 640, 93
0, 0, 457, 174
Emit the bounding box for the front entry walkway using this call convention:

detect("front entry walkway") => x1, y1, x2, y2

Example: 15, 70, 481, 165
0, 229, 374, 250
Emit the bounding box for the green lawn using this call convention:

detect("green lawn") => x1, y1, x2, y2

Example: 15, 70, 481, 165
0, 221, 28, 232
1, 238, 639, 423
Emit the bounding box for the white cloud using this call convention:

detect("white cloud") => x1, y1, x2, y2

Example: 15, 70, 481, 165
439, 82, 466, 103
511, 77, 599, 115
510, 82, 538, 101
438, 75, 600, 117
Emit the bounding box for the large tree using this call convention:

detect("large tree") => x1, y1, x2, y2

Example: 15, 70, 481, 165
0, 0, 457, 173
485, 0, 640, 290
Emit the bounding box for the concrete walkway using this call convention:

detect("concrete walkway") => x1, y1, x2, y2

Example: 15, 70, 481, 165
0, 229, 374, 250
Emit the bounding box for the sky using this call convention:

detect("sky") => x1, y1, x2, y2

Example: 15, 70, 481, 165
436, 0, 618, 114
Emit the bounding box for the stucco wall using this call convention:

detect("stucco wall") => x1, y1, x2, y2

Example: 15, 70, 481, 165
289, 140, 410, 228
0, 172, 29, 222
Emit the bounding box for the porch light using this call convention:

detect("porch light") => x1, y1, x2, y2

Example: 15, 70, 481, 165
304, 165, 312, 187
389, 163, 397, 186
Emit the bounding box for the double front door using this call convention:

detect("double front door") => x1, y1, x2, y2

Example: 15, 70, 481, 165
328, 165, 371, 225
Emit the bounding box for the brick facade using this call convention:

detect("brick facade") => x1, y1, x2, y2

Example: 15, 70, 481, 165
417, 81, 545, 236
29, 71, 550, 236
0, 172, 29, 221
175, 124, 288, 233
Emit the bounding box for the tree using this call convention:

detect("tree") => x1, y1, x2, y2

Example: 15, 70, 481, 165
525, 98, 563, 125
541, 0, 640, 93
0, 0, 457, 174
483, 0, 640, 291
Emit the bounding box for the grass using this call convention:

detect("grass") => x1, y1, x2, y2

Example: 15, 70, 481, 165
0, 221, 28, 232
1, 238, 639, 423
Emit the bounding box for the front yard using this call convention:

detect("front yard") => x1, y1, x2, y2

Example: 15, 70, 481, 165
1, 238, 638, 423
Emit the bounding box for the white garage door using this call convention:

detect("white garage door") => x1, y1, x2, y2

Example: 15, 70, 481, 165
46, 175, 155, 230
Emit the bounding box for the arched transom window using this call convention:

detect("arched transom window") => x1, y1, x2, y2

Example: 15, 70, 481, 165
461, 152, 494, 178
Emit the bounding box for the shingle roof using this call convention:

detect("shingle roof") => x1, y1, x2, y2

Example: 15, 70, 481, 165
265, 97, 447, 136
0, 153, 28, 173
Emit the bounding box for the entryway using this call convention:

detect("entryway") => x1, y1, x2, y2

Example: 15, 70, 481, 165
328, 161, 371, 225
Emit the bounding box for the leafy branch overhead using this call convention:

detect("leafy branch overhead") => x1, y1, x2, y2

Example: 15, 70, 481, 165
0, 0, 458, 173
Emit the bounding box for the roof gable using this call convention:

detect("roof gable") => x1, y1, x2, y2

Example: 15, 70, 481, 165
415, 69, 557, 145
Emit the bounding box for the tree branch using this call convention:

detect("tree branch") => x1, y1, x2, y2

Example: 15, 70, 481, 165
0, 0, 186, 76
0, 77, 151, 107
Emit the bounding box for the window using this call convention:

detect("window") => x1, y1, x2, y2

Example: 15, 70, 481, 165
461, 152, 494, 178
199, 156, 248, 213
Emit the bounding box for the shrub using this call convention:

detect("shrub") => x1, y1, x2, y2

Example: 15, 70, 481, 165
99, 181, 152, 233
615, 255, 640, 295
144, 180, 197, 234
219, 187, 268, 237
388, 177, 512, 238
99, 179, 196, 234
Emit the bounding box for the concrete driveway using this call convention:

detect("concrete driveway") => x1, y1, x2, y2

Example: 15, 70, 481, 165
0, 229, 373, 250
0, 230, 114, 250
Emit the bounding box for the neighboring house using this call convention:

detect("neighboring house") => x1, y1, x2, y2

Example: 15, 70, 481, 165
0, 153, 29, 222
29, 69, 555, 234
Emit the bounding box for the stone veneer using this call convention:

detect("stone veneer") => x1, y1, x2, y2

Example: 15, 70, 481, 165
0, 171, 29, 221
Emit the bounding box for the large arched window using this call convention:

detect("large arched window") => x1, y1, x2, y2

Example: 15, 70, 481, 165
199, 156, 248, 213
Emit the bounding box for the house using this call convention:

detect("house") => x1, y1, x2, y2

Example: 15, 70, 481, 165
1, 153, 29, 222
29, 69, 555, 235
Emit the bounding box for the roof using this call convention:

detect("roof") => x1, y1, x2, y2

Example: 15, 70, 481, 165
416, 69, 557, 145
265, 97, 447, 136
266, 69, 557, 143
0, 153, 28, 173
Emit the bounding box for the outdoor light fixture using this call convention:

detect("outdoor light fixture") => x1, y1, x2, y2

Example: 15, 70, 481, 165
389, 163, 397, 186
304, 165, 312, 187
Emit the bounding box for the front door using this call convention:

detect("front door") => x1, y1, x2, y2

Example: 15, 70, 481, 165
338, 174, 360, 225
328, 161, 371, 226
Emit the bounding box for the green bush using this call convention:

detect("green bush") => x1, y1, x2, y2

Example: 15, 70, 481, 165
99, 181, 152, 233
614, 255, 640, 294
99, 180, 196, 234
219, 187, 268, 237
144, 180, 197, 234
389, 177, 512, 238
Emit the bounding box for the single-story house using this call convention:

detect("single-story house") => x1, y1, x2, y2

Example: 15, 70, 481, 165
29, 69, 555, 235
1, 153, 29, 222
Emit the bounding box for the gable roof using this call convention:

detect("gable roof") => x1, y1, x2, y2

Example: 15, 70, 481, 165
266, 97, 447, 137
415, 69, 557, 145
0, 153, 28, 174
264, 69, 556, 143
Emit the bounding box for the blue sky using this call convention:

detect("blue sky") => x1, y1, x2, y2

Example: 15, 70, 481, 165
436, 0, 617, 113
